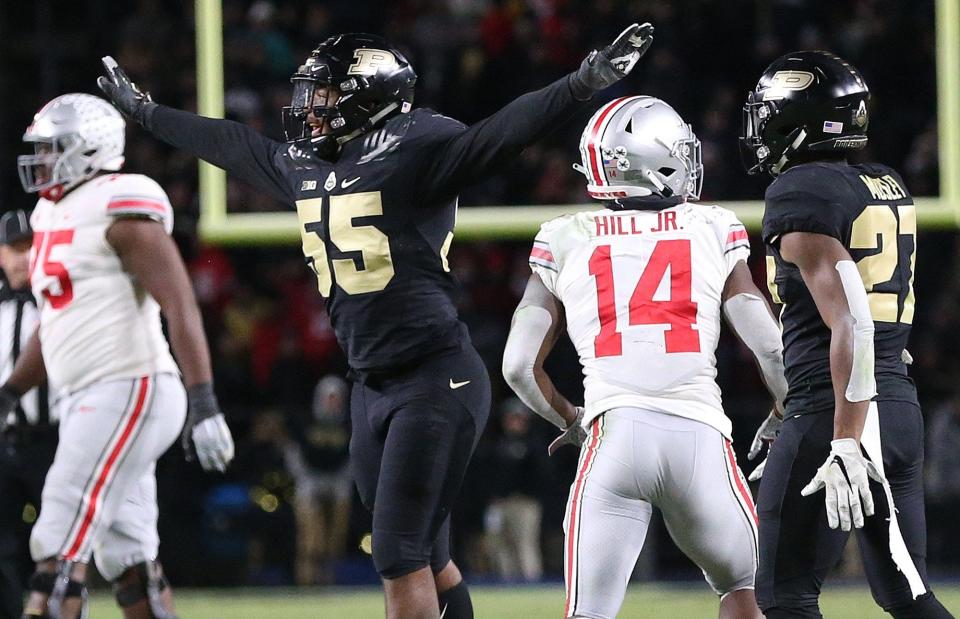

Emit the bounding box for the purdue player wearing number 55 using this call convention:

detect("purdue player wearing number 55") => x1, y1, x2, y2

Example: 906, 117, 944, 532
98, 26, 655, 619
741, 51, 953, 618
503, 97, 789, 619
4, 94, 234, 619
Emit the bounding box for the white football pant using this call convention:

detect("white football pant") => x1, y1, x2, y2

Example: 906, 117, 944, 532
30, 373, 185, 580
564, 407, 758, 619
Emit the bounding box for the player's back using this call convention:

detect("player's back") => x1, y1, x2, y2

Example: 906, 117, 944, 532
530, 202, 750, 438
29, 173, 179, 394
762, 161, 917, 414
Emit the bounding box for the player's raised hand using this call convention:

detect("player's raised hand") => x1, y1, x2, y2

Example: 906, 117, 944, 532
800, 438, 884, 531
570, 23, 654, 100
182, 383, 235, 473
548, 407, 587, 456
97, 56, 154, 125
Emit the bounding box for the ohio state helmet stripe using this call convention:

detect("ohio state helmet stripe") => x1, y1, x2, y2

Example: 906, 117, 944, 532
586, 97, 643, 188
586, 97, 631, 187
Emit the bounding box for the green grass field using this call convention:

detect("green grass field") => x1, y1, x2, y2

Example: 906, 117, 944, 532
84, 584, 960, 617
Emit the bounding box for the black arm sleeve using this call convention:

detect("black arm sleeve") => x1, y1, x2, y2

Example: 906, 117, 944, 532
417, 74, 586, 199
145, 105, 294, 204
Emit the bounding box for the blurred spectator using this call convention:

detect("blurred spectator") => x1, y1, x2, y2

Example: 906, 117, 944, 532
924, 394, 960, 566
284, 375, 352, 584
484, 398, 551, 581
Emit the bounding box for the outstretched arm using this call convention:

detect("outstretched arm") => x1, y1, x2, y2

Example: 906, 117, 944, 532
420, 23, 654, 197
98, 57, 294, 204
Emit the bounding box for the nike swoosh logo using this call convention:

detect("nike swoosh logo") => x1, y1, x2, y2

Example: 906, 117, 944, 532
449, 379, 471, 390
341, 177, 361, 189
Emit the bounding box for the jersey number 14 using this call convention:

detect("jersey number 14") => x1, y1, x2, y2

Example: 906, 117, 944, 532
590, 239, 700, 357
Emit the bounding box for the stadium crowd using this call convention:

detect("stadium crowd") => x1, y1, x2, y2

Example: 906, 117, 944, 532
2, 0, 957, 587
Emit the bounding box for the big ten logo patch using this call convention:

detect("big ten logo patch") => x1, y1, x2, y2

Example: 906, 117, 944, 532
348, 49, 398, 76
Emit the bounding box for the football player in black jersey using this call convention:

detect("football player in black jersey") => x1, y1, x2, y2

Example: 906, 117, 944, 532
98, 27, 654, 619
741, 51, 953, 618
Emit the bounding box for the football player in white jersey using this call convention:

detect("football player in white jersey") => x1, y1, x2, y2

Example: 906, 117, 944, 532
0, 93, 234, 619
502, 96, 788, 619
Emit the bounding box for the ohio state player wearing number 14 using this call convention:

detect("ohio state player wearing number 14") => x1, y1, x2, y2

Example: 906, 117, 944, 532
503, 97, 788, 619
1, 93, 234, 619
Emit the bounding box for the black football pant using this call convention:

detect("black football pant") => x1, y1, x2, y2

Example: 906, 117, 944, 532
756, 401, 953, 618
350, 346, 490, 580
0, 436, 55, 619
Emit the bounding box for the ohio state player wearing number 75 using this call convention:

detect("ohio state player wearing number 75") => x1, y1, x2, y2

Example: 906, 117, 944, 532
0, 93, 233, 619
502, 97, 788, 619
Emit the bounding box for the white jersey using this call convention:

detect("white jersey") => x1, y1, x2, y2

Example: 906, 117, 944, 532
29, 173, 179, 395
529, 203, 750, 438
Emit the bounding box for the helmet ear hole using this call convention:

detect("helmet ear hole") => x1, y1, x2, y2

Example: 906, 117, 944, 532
658, 167, 676, 177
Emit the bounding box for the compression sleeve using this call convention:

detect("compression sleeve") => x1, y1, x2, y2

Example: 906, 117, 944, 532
502, 305, 568, 430
145, 105, 294, 204
723, 292, 788, 408
836, 260, 877, 402
418, 75, 586, 198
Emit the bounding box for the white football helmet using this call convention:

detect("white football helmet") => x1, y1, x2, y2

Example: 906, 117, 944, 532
574, 95, 702, 201
18, 93, 125, 200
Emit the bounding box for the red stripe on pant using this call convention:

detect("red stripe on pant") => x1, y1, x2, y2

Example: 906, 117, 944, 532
63, 376, 151, 560
564, 418, 601, 618
724, 439, 758, 525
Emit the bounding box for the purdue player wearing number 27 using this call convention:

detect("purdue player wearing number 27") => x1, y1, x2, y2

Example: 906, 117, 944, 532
98, 25, 655, 619
741, 51, 953, 618
503, 96, 789, 619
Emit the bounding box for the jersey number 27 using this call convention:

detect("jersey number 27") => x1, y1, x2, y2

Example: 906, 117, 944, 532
590, 239, 700, 357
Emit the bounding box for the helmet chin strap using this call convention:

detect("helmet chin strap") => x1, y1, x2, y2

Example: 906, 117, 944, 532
771, 128, 807, 175
40, 184, 65, 202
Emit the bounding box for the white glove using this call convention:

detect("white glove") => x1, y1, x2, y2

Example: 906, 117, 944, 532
749, 410, 782, 460
548, 407, 587, 456
800, 438, 884, 531
747, 410, 782, 481
191, 413, 235, 473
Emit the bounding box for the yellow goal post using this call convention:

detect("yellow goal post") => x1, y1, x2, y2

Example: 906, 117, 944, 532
194, 0, 960, 245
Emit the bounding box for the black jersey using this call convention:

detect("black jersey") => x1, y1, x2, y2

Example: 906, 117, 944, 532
146, 76, 585, 371
761, 161, 918, 414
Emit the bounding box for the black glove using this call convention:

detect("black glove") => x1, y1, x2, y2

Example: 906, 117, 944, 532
181, 382, 235, 473
570, 23, 655, 101
97, 56, 156, 126
0, 384, 22, 434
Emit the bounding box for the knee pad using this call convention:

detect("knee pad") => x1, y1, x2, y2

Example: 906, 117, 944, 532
884, 591, 954, 619
28, 563, 88, 619
113, 561, 178, 619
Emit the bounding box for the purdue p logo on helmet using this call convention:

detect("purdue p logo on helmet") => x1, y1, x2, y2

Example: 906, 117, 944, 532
740, 50, 870, 176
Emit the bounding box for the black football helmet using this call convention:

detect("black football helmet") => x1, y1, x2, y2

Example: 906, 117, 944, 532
740, 50, 870, 176
282, 33, 417, 159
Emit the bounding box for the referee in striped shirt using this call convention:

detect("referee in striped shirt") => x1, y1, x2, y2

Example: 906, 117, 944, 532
0, 210, 54, 619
